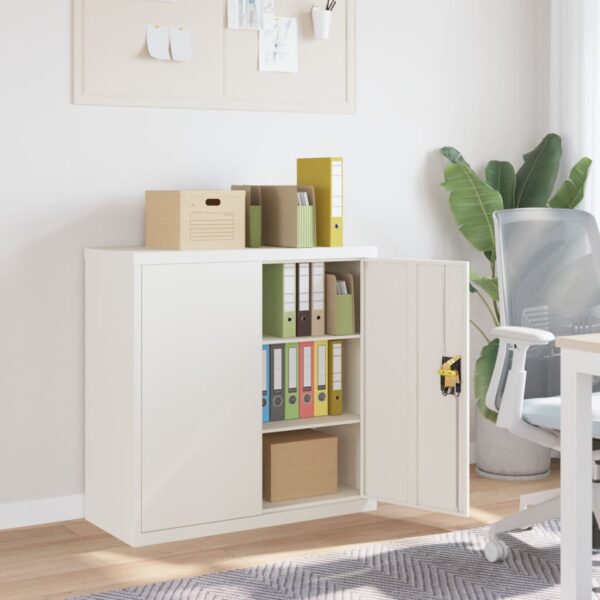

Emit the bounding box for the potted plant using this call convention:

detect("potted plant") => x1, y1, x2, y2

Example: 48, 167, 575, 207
440, 133, 592, 478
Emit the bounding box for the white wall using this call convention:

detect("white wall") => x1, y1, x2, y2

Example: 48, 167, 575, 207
0, 1, 549, 511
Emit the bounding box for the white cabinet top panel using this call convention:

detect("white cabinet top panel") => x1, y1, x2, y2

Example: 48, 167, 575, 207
84, 246, 379, 265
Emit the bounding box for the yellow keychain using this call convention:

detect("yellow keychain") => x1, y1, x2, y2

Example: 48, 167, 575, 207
437, 355, 461, 398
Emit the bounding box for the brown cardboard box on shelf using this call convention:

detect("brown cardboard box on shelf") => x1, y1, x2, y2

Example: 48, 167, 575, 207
260, 185, 316, 248
145, 190, 245, 250
263, 429, 338, 502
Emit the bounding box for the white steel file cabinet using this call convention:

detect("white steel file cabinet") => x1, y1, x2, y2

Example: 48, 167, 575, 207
85, 246, 469, 546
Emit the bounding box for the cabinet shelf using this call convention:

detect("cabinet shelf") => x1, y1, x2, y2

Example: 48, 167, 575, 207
262, 333, 360, 345
262, 413, 360, 434
262, 485, 362, 513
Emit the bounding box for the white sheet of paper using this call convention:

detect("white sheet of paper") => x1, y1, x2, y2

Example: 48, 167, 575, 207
146, 25, 171, 60
259, 16, 298, 73
170, 27, 193, 61
264, 0, 275, 18
228, 0, 270, 30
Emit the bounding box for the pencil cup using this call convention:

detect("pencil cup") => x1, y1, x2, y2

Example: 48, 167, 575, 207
312, 8, 332, 40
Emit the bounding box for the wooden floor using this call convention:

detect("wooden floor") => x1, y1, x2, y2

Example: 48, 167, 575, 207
0, 462, 559, 600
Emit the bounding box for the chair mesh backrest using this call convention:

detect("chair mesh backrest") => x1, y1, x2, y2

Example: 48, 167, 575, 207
494, 208, 600, 403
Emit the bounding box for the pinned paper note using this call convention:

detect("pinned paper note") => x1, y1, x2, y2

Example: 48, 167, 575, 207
146, 25, 171, 60
170, 27, 193, 61
259, 16, 298, 73
228, 0, 274, 30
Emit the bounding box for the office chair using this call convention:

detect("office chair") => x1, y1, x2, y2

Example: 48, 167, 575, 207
483, 207, 600, 562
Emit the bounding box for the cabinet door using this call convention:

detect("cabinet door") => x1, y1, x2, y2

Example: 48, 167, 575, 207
364, 260, 469, 515
141, 262, 262, 532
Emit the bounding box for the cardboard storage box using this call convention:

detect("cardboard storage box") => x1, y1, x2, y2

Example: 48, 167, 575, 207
325, 273, 356, 335
260, 185, 316, 248
145, 190, 245, 250
263, 430, 338, 502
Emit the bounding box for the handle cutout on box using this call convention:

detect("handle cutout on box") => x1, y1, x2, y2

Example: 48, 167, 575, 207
205, 198, 221, 206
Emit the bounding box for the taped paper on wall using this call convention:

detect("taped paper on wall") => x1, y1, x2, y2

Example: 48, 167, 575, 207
259, 16, 298, 73
169, 27, 193, 61
228, 0, 274, 30
146, 25, 171, 60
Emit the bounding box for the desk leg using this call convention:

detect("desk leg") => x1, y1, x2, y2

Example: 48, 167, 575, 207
561, 350, 593, 599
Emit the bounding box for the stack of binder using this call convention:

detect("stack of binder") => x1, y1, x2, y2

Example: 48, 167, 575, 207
263, 262, 326, 338
262, 340, 344, 422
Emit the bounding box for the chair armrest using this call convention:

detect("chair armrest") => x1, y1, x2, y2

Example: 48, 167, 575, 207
491, 326, 555, 346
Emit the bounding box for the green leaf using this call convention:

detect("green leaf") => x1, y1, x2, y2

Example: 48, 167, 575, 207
470, 271, 499, 302
440, 146, 470, 167
442, 164, 503, 257
548, 157, 593, 209
515, 133, 562, 207
475, 338, 499, 422
486, 161, 516, 209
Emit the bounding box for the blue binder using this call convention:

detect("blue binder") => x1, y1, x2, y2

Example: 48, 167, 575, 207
262, 344, 270, 423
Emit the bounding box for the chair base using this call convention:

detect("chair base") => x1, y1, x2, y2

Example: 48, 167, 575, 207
485, 492, 560, 562
485, 483, 600, 562
476, 466, 551, 481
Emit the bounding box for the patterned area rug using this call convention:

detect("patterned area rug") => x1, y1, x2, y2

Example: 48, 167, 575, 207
72, 520, 599, 599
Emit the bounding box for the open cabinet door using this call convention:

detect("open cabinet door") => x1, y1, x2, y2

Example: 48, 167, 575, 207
364, 260, 469, 516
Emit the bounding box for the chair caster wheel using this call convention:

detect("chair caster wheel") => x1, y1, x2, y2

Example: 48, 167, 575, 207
484, 540, 509, 563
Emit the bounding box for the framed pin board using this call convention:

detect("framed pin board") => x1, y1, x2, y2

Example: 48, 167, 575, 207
73, 0, 355, 113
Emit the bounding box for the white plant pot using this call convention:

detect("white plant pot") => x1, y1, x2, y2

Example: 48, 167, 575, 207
312, 8, 332, 40
476, 412, 552, 480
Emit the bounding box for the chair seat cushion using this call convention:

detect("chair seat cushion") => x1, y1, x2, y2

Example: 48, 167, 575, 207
523, 393, 600, 437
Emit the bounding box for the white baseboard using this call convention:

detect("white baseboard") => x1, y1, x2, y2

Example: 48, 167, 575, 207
0, 446, 481, 531
0, 494, 84, 531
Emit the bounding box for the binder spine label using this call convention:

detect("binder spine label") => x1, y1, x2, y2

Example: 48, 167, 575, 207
298, 263, 310, 310
331, 160, 343, 218
303, 346, 311, 389
317, 344, 327, 388
332, 343, 342, 390
284, 264, 296, 313
312, 263, 324, 310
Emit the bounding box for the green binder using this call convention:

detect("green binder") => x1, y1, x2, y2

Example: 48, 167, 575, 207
263, 264, 297, 338
284, 343, 300, 419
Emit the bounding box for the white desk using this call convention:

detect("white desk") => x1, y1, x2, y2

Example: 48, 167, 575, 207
556, 334, 600, 599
